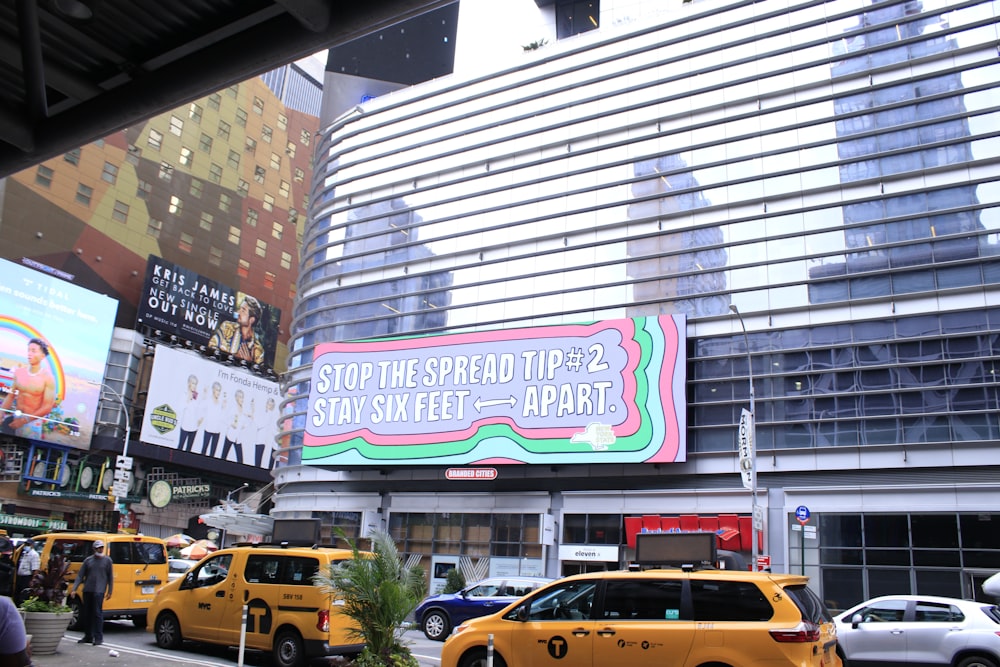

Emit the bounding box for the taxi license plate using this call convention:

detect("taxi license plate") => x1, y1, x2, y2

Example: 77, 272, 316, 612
141, 585, 155, 594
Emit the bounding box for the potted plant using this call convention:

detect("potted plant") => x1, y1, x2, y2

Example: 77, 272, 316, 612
19, 552, 72, 655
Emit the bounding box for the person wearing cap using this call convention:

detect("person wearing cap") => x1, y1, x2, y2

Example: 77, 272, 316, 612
70, 540, 113, 646
13, 542, 38, 605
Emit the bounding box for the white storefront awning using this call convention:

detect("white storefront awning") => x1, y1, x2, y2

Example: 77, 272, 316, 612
199, 502, 275, 538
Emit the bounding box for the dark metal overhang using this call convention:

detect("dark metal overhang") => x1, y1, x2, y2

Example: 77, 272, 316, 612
0, 0, 451, 178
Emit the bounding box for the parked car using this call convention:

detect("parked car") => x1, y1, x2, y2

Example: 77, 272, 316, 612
149, 543, 368, 667
835, 594, 1000, 667
17, 532, 168, 630
415, 576, 552, 640
167, 558, 198, 582
984, 572, 1000, 599
441, 568, 840, 667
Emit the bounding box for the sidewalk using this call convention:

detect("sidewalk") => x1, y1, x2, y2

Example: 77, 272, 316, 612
31, 632, 237, 667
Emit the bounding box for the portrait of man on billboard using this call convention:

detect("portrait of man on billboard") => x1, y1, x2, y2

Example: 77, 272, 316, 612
207, 293, 264, 365
0, 337, 56, 438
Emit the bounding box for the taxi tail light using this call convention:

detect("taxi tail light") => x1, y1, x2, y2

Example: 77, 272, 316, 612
769, 621, 821, 643
317, 609, 330, 632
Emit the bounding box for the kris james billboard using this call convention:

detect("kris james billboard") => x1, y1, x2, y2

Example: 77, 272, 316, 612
303, 315, 686, 466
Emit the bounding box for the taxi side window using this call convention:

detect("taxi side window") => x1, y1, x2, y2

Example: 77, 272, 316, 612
53, 539, 89, 562
690, 580, 773, 622
603, 580, 683, 620
109, 542, 129, 563
281, 556, 319, 585
525, 581, 597, 621
133, 542, 167, 565
246, 555, 283, 584
195, 554, 232, 586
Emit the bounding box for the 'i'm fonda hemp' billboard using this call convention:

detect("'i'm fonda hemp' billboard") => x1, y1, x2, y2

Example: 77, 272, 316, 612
303, 315, 686, 466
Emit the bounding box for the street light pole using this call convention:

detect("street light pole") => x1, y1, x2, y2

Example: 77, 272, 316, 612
91, 381, 131, 508
729, 304, 760, 570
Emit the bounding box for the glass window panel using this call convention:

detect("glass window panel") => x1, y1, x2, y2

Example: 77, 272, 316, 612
563, 515, 586, 544
822, 568, 863, 613
915, 570, 962, 598
820, 549, 864, 566
820, 514, 862, 548
912, 550, 960, 567
960, 514, 1000, 550
865, 515, 909, 548
588, 515, 620, 545
868, 569, 911, 597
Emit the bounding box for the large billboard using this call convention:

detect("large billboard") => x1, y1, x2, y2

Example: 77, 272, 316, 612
0, 257, 119, 447
136, 256, 281, 368
304, 315, 686, 466
139, 345, 280, 469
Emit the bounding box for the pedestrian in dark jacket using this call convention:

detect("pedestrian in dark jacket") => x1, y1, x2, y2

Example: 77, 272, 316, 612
70, 540, 113, 646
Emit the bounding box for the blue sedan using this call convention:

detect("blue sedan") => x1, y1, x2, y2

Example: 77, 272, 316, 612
415, 576, 552, 640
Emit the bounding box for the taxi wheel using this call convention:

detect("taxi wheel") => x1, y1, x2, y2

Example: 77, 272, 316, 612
459, 649, 507, 667
154, 612, 183, 650
67, 598, 83, 631
273, 629, 305, 667
958, 657, 999, 667
422, 610, 451, 641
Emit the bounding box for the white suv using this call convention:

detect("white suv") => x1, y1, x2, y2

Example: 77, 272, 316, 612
835, 594, 1000, 667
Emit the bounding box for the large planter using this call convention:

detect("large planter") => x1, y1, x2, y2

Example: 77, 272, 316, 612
21, 610, 72, 654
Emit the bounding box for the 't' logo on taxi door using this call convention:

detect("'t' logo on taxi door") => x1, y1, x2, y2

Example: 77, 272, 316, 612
547, 635, 569, 659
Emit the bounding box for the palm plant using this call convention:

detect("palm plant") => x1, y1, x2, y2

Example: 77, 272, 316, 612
313, 529, 425, 667
20, 552, 71, 612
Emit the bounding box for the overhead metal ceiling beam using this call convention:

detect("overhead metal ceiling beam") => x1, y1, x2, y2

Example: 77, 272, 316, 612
0, 0, 453, 178
276, 0, 332, 31
15, 0, 47, 149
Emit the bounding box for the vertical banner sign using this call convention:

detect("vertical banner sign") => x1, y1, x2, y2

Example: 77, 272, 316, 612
304, 315, 686, 466
738, 408, 754, 490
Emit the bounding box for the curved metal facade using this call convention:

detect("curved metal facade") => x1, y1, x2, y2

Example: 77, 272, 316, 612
278, 0, 1000, 597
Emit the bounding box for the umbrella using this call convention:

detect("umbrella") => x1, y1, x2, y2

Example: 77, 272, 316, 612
180, 539, 218, 559
165, 533, 195, 548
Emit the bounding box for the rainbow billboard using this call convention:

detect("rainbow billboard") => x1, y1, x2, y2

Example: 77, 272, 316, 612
0, 257, 119, 447
303, 315, 686, 466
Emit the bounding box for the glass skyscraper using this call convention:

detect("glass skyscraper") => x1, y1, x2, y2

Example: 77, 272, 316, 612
277, 0, 1000, 607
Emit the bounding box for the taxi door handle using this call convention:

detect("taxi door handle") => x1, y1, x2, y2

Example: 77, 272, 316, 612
215, 591, 225, 598
572, 628, 590, 637
597, 628, 616, 637
890, 630, 903, 635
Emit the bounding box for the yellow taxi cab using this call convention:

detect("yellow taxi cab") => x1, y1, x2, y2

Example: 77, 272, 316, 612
17, 532, 169, 630
148, 542, 367, 667
442, 534, 841, 667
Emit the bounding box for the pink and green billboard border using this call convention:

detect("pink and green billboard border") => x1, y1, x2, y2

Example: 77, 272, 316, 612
303, 315, 686, 466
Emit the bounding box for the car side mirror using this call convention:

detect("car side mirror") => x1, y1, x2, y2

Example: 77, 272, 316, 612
516, 604, 529, 622
851, 613, 864, 628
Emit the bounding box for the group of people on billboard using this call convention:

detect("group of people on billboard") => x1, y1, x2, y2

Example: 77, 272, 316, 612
176, 373, 279, 469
